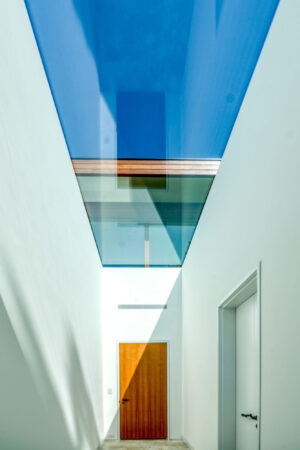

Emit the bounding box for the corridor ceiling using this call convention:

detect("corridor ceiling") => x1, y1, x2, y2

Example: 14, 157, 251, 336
25, 0, 279, 266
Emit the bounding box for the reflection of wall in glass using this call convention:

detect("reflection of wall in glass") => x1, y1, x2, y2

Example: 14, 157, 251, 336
77, 174, 213, 267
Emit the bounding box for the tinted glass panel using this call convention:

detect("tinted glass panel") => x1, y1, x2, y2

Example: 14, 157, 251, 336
77, 175, 213, 266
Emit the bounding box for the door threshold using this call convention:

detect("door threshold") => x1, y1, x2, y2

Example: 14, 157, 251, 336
102, 440, 190, 448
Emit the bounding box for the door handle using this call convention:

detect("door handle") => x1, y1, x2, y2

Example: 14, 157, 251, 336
241, 413, 258, 421
122, 398, 129, 402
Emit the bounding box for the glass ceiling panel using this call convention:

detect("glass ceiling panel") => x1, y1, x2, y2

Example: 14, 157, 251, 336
25, 0, 278, 159
77, 174, 213, 267
25, 0, 278, 266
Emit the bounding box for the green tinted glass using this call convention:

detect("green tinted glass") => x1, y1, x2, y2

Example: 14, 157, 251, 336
77, 175, 213, 267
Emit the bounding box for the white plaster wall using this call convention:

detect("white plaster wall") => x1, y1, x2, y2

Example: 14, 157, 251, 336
0, 1, 103, 449
182, 1, 300, 449
100, 268, 182, 440
0, 296, 80, 450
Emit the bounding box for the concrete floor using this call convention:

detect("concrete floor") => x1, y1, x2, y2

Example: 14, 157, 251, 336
102, 440, 189, 450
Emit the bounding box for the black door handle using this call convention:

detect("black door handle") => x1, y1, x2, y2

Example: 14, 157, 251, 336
122, 398, 129, 402
241, 413, 258, 421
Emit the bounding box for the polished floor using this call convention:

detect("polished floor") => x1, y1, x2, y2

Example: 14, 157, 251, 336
103, 440, 189, 450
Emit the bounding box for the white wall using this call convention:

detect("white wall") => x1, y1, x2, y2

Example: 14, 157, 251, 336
182, 1, 300, 449
0, 2, 103, 449
100, 268, 182, 440
0, 295, 78, 450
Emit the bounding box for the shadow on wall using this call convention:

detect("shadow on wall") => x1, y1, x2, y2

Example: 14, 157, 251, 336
104, 273, 182, 440
67, 333, 101, 449
0, 256, 102, 450
0, 293, 73, 450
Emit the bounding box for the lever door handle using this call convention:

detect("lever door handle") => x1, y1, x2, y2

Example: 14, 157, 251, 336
122, 398, 129, 402
241, 413, 258, 421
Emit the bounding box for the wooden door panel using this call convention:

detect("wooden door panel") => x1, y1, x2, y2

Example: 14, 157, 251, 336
119, 343, 167, 440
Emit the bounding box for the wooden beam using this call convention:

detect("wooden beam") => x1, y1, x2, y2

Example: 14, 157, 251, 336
72, 159, 221, 176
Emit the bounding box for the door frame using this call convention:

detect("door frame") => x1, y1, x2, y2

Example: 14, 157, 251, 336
218, 263, 262, 450
116, 340, 170, 440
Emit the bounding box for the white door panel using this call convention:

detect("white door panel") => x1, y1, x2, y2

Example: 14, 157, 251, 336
236, 293, 259, 450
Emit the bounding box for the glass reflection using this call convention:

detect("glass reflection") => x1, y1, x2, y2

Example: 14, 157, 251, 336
77, 175, 213, 267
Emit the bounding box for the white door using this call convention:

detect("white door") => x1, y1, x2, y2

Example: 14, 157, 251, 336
236, 293, 259, 450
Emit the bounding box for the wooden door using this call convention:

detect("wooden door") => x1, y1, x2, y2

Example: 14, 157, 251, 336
119, 342, 167, 440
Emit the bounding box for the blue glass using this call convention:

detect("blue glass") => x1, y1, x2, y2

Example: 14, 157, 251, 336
25, 0, 279, 159
117, 92, 166, 160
